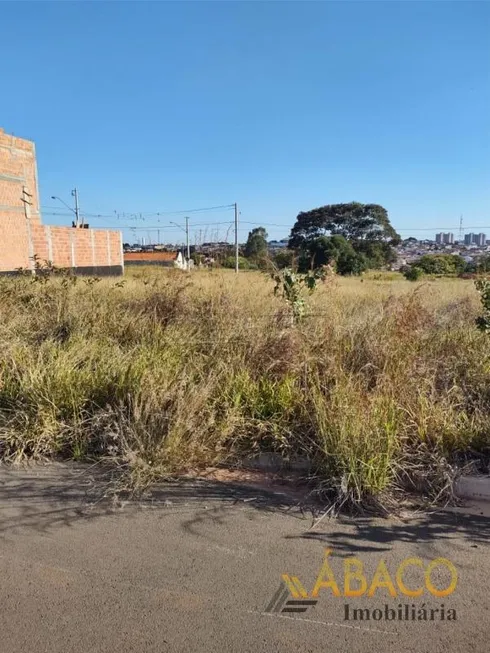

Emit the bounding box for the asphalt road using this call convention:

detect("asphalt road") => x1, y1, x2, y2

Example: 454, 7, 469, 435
0, 464, 488, 653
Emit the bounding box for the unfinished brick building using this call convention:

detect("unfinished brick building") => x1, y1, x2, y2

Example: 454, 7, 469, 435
0, 128, 123, 275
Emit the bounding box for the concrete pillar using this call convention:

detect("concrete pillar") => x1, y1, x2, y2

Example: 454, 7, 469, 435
45, 225, 53, 263
106, 231, 111, 266
70, 230, 76, 269
90, 229, 96, 268
120, 232, 124, 273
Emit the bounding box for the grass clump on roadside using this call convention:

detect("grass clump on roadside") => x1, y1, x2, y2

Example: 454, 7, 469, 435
0, 267, 489, 509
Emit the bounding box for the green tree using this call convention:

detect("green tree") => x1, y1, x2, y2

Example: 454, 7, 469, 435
336, 251, 368, 275
476, 255, 490, 274
244, 227, 268, 259
414, 254, 465, 276
452, 255, 468, 274
289, 202, 399, 271
273, 249, 295, 269
301, 235, 349, 268
289, 202, 400, 248
354, 240, 398, 269
298, 234, 367, 275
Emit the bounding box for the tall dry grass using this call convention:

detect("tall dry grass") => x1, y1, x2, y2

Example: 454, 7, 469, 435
0, 267, 488, 507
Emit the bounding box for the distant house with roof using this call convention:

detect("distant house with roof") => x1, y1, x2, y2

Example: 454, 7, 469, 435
124, 250, 186, 269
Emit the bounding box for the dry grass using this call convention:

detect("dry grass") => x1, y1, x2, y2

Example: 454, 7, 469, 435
0, 267, 488, 508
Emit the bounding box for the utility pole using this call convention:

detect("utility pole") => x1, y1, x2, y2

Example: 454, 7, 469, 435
185, 216, 190, 270
71, 188, 80, 227
459, 215, 463, 243
170, 219, 191, 271
234, 202, 239, 273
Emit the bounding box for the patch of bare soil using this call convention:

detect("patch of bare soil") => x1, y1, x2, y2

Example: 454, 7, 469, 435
182, 466, 315, 504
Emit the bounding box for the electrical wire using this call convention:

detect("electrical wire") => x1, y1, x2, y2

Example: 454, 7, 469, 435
40, 205, 490, 239
41, 209, 490, 234
41, 203, 234, 219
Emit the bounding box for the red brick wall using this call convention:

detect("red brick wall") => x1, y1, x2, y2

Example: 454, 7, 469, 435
30, 223, 123, 270
31, 224, 50, 263
0, 208, 30, 270
0, 128, 122, 274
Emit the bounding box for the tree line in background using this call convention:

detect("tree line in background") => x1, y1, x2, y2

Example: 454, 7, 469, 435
240, 202, 490, 278
401, 254, 490, 281
241, 202, 401, 275
137, 201, 488, 278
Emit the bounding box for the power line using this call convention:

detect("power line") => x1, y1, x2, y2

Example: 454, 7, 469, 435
111, 221, 235, 231
41, 203, 235, 219
42, 212, 490, 233
40, 206, 490, 235
40, 213, 235, 231
144, 204, 235, 216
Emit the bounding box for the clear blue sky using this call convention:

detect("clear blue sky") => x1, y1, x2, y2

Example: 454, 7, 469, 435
2, 1, 489, 244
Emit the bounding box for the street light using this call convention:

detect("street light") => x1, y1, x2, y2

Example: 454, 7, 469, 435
51, 195, 74, 214
51, 188, 81, 227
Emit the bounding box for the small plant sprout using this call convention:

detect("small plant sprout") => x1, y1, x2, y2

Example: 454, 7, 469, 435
271, 267, 325, 322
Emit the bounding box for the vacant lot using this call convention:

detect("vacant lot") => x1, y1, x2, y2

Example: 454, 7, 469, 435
0, 268, 488, 508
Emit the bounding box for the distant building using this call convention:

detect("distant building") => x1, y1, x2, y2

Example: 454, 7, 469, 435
124, 250, 186, 269
435, 232, 454, 244
464, 233, 486, 246
268, 239, 289, 250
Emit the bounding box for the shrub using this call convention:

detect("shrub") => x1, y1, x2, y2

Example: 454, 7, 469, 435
222, 256, 249, 270
273, 249, 295, 269
475, 278, 490, 332
413, 254, 465, 276
270, 267, 324, 322
402, 266, 423, 281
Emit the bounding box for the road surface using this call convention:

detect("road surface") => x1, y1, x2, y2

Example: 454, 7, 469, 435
0, 464, 488, 652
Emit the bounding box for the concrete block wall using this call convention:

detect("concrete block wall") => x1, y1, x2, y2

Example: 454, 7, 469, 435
0, 128, 123, 275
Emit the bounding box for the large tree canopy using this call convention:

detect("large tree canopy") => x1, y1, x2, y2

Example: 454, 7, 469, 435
289, 202, 400, 249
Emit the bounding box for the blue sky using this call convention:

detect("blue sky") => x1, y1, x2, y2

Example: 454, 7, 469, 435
2, 1, 489, 244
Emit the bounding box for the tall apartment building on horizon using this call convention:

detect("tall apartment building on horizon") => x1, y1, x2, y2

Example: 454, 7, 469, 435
435, 232, 454, 245
464, 233, 487, 247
